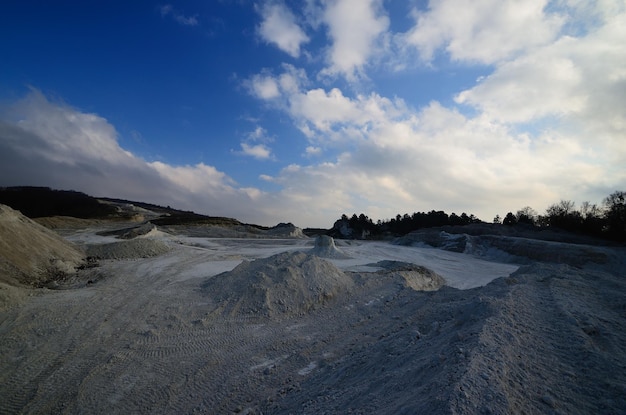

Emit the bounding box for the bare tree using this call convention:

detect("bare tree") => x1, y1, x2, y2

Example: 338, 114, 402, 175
516, 206, 537, 225
603, 191, 626, 240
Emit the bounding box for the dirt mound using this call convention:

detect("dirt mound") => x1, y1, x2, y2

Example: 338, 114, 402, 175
374, 260, 446, 291
86, 239, 170, 260
308, 235, 351, 259
202, 251, 354, 318
0, 204, 85, 288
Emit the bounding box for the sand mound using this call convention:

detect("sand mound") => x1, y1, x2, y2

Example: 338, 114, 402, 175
202, 251, 354, 318
86, 239, 170, 260
308, 235, 351, 259
0, 204, 85, 287
375, 260, 446, 291
266, 223, 308, 238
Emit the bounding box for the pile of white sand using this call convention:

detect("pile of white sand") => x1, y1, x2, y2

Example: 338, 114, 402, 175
374, 260, 446, 291
203, 251, 354, 318
308, 235, 351, 259
0, 204, 85, 287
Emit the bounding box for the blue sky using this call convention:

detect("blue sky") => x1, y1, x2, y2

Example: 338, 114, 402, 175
1, 0, 625, 227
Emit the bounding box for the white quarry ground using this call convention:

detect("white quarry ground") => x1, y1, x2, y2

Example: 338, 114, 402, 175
1, 220, 625, 414
77, 231, 518, 289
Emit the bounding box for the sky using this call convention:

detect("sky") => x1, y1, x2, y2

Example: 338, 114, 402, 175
1, 0, 625, 228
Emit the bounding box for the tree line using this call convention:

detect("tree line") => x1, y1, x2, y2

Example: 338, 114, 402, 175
0, 186, 117, 218
333, 191, 625, 241
332, 210, 481, 239
495, 191, 625, 241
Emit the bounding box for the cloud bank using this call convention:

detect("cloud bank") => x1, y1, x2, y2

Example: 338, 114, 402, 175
0, 91, 271, 224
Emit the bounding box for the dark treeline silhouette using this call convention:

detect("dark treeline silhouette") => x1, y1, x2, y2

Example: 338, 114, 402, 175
332, 210, 481, 239
332, 191, 626, 242
496, 191, 626, 241
0, 187, 245, 226
0, 186, 117, 218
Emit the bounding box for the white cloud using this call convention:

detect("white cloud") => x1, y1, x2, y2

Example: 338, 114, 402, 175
247, 67, 403, 140
159, 4, 199, 26
287, 87, 404, 142
0, 90, 277, 224
257, 2, 309, 58
247, 64, 309, 102
305, 146, 322, 156
455, 8, 626, 159
235, 126, 275, 160
3, 87, 623, 227
258, 101, 597, 223
402, 0, 563, 64
6, 89, 134, 164
247, 126, 269, 141
278, 65, 308, 94
289, 88, 362, 132
455, 46, 587, 123
249, 74, 281, 100
246, 48, 625, 224
149, 161, 235, 193
239, 142, 273, 160
319, 0, 390, 79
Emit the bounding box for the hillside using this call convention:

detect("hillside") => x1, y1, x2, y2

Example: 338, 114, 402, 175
0, 186, 245, 227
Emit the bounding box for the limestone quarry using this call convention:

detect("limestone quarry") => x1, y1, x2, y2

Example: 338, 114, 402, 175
1, 202, 625, 414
